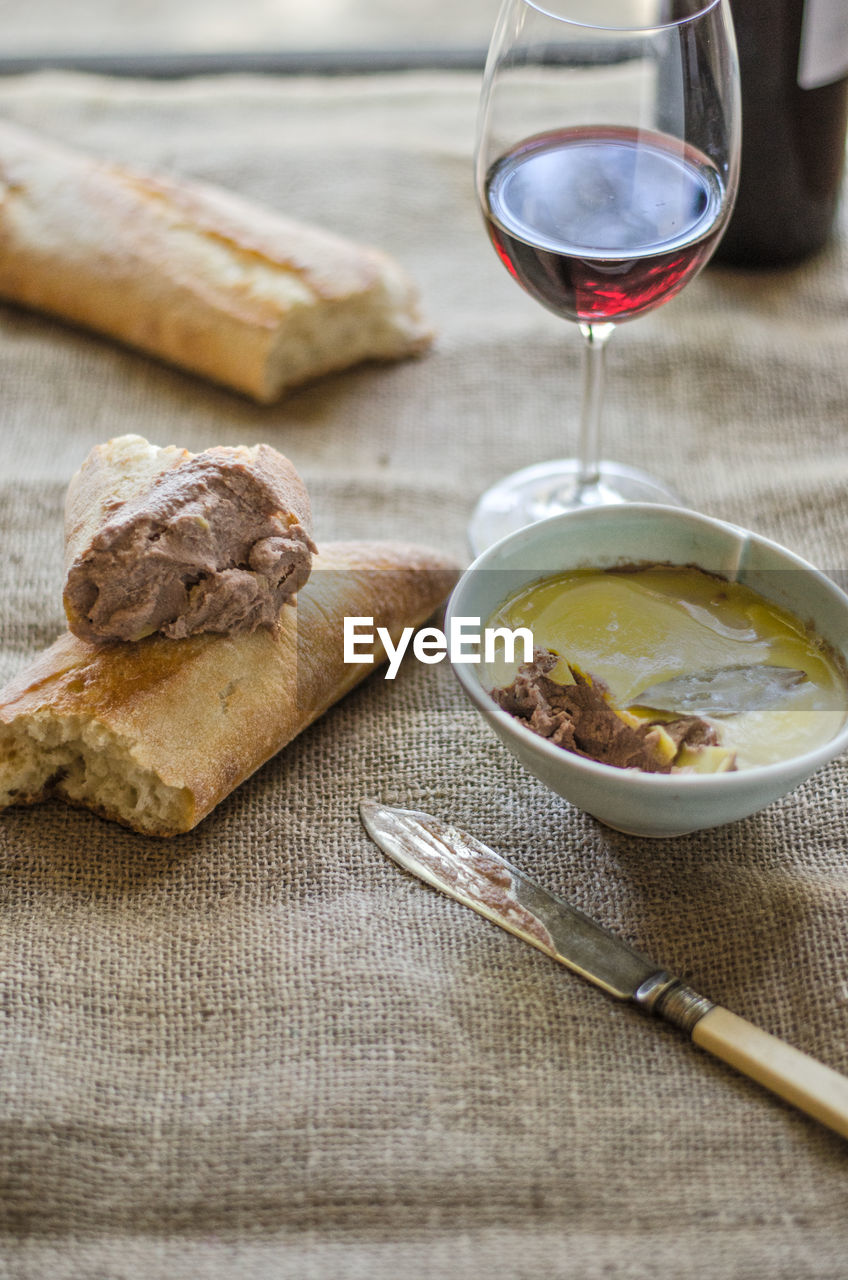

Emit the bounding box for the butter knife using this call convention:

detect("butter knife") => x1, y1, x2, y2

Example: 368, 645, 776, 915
360, 800, 848, 1141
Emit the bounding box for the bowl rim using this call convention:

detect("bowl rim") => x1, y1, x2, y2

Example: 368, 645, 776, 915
446, 504, 848, 790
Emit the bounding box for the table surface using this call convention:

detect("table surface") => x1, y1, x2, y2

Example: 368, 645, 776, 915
1, 68, 847, 1280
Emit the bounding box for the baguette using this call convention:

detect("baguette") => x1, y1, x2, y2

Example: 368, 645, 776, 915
0, 540, 458, 836
0, 119, 433, 401
63, 434, 316, 642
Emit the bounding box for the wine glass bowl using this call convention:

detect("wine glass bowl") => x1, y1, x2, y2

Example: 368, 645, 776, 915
470, 0, 741, 553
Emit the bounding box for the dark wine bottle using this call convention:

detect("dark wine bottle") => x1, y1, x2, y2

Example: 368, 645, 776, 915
716, 0, 848, 266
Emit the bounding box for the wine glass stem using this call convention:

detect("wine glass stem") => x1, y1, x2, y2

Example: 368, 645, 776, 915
576, 321, 614, 492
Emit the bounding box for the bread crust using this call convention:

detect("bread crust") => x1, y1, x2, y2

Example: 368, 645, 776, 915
0, 541, 458, 835
0, 120, 433, 400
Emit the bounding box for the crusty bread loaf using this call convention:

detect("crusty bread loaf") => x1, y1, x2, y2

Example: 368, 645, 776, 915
0, 119, 433, 401
0, 541, 458, 836
63, 434, 316, 642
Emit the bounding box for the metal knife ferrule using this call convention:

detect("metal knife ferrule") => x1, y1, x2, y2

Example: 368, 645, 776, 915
634, 972, 716, 1035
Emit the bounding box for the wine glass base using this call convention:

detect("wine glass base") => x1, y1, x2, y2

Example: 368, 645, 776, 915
468, 458, 686, 556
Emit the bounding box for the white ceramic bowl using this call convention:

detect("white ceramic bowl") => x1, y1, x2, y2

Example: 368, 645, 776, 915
447, 505, 848, 837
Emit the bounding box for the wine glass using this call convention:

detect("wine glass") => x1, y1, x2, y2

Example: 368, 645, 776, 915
469, 0, 741, 554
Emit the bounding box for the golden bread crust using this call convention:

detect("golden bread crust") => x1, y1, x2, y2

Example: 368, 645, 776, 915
0, 540, 459, 835
0, 120, 433, 400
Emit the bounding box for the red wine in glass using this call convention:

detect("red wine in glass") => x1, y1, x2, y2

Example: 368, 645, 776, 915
468, 0, 740, 555
484, 125, 727, 325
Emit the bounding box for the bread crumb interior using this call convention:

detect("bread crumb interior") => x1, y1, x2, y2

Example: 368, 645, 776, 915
0, 712, 190, 835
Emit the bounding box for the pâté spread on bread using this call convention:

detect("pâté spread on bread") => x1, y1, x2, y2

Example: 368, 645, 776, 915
64, 435, 316, 642
486, 564, 848, 773
0, 436, 458, 836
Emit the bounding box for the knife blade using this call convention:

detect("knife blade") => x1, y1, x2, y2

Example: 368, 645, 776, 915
359, 800, 848, 1141
629, 663, 807, 717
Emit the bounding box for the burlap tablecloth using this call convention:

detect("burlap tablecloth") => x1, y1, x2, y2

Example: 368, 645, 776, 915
0, 69, 847, 1280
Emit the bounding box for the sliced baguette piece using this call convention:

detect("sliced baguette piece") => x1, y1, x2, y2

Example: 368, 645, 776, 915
0, 541, 458, 837
0, 118, 433, 401
63, 434, 316, 642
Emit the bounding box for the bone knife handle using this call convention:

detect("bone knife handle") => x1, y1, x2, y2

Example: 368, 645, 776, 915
691, 1005, 848, 1140
636, 976, 848, 1140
